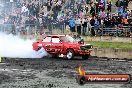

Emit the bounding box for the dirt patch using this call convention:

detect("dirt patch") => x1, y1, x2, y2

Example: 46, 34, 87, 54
0, 73, 11, 84
0, 57, 132, 88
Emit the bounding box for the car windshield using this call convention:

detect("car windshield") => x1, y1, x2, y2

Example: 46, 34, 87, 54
61, 36, 75, 42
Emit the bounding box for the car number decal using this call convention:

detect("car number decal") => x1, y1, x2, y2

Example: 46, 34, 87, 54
45, 44, 51, 48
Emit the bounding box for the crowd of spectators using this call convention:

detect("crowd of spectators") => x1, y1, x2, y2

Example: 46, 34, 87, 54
66, 0, 132, 37
0, 0, 132, 37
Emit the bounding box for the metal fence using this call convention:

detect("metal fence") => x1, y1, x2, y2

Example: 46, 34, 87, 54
91, 26, 132, 37
0, 23, 65, 35
0, 23, 131, 38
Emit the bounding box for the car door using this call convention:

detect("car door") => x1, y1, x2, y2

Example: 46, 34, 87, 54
50, 36, 63, 54
41, 36, 52, 52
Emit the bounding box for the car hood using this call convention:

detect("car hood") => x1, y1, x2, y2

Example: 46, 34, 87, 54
64, 41, 91, 46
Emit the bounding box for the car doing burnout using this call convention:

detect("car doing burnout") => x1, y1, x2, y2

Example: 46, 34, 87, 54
32, 35, 93, 59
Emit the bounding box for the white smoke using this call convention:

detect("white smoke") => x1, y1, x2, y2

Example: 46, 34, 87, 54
0, 32, 48, 58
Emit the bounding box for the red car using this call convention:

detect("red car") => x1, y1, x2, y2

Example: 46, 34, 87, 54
32, 35, 93, 59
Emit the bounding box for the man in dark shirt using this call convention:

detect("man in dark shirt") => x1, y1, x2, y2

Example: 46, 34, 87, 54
107, 1, 112, 12
82, 17, 88, 36
122, 0, 129, 12
90, 17, 95, 36
115, 0, 123, 13
47, 15, 52, 34
90, 6, 96, 17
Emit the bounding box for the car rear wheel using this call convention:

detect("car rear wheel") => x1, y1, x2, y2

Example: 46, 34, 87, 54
66, 49, 74, 59
82, 54, 90, 59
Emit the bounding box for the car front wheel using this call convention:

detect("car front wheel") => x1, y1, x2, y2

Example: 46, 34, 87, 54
66, 49, 74, 59
82, 54, 90, 59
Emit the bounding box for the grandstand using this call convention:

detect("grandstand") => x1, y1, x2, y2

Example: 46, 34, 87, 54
0, 0, 131, 37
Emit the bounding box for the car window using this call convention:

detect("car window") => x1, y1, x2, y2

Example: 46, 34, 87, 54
61, 36, 75, 42
52, 37, 60, 43
42, 37, 51, 42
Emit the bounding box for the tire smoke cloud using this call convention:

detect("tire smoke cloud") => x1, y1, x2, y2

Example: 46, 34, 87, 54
0, 32, 48, 58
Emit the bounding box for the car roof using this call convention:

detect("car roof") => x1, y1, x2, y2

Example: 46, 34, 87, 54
42, 35, 71, 39
47, 35, 66, 37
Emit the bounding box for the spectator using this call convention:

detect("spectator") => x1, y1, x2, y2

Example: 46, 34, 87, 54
130, 26, 132, 37
0, 0, 131, 37
94, 18, 100, 36
21, 4, 29, 16
47, 15, 52, 34
68, 17, 76, 32
87, 17, 92, 34
82, 17, 88, 35
115, 0, 123, 13
107, 1, 112, 12
90, 16, 95, 36
117, 14, 123, 26
90, 5, 96, 17
111, 15, 118, 26
122, 17, 128, 26
99, 1, 105, 12
86, 0, 91, 4
85, 4, 89, 13
122, 0, 129, 12
75, 16, 82, 35
47, 1, 51, 11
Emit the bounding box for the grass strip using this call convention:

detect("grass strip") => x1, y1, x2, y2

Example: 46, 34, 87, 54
86, 41, 132, 50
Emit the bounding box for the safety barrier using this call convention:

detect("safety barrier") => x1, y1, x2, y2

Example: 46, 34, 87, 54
0, 23, 131, 37
90, 26, 131, 37
0, 23, 64, 35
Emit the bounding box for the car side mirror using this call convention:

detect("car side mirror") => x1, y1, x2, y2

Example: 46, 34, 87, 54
78, 39, 84, 44
60, 40, 63, 44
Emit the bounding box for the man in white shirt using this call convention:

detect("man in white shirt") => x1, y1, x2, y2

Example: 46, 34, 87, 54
75, 17, 82, 35
21, 5, 29, 16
